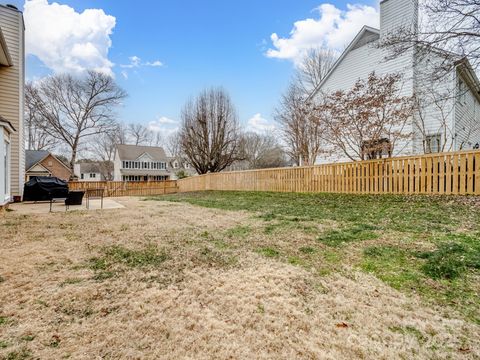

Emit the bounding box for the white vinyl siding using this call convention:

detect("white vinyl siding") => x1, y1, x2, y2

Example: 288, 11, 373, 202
454, 74, 480, 150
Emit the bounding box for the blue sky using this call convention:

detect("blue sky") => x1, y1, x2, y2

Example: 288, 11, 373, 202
10, 0, 379, 135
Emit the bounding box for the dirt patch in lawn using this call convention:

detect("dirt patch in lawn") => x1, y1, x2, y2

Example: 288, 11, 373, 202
0, 198, 479, 359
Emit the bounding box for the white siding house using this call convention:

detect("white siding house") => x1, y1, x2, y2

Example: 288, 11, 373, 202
74, 162, 107, 181
310, 0, 480, 164
113, 144, 172, 181
0, 4, 24, 205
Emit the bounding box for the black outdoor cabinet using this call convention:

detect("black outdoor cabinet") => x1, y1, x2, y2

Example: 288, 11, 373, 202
65, 191, 85, 206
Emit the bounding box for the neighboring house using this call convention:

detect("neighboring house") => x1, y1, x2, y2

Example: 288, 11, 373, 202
113, 144, 171, 181
25, 150, 71, 181
309, 0, 480, 164
74, 162, 111, 181
0, 4, 24, 205
168, 156, 196, 180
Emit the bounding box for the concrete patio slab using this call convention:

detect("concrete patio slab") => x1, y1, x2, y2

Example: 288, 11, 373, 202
9, 198, 125, 214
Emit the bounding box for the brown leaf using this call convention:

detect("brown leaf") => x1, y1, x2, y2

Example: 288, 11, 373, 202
336, 322, 349, 328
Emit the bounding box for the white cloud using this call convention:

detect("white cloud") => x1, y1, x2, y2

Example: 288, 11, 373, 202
120, 56, 163, 68
266, 3, 379, 64
148, 116, 179, 136
24, 0, 116, 75
119, 56, 164, 78
246, 113, 276, 134
145, 60, 163, 67
120, 56, 142, 69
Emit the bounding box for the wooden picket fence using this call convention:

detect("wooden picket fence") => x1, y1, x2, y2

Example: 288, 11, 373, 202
68, 180, 178, 197
178, 150, 480, 195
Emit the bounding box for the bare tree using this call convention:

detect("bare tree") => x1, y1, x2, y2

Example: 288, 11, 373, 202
275, 48, 335, 165
179, 88, 242, 174
25, 83, 58, 151
381, 0, 480, 74
25, 71, 127, 172
91, 124, 126, 180
320, 72, 415, 160
165, 131, 183, 157
296, 47, 337, 94
275, 83, 325, 165
239, 132, 287, 169
127, 123, 154, 146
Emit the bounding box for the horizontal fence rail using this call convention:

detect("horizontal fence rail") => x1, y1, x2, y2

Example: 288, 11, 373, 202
68, 180, 178, 197
178, 150, 480, 195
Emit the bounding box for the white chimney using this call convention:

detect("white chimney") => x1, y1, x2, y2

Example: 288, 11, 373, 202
380, 0, 418, 39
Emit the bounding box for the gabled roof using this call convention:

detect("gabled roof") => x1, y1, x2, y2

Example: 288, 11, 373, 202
0, 115, 15, 132
0, 26, 12, 66
306, 26, 380, 101
456, 58, 480, 101
25, 150, 50, 171
25, 150, 71, 173
77, 161, 110, 174
116, 144, 168, 161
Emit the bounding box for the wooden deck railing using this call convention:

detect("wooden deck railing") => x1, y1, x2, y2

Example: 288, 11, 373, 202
68, 180, 178, 197
177, 150, 480, 195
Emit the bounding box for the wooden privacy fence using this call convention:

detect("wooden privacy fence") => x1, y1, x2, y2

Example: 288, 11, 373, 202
68, 180, 178, 197
178, 150, 480, 195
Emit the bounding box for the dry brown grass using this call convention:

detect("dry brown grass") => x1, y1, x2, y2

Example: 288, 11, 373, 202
0, 197, 479, 359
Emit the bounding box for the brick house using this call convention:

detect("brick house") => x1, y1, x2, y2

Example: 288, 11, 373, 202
25, 150, 71, 181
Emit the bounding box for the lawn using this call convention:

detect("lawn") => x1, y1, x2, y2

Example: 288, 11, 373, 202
1, 193, 479, 359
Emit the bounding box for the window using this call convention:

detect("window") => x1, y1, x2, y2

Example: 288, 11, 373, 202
173, 161, 178, 169
184, 163, 190, 169
425, 134, 442, 153
90, 173, 96, 178
81, 173, 84, 179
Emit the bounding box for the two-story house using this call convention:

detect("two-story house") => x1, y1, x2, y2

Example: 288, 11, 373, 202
113, 144, 171, 181
0, 4, 24, 205
309, 0, 480, 164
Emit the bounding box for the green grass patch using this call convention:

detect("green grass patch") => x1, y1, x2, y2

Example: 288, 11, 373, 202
299, 246, 316, 254
0, 316, 12, 326
5, 347, 32, 360
152, 191, 479, 234
257, 247, 280, 258
415, 234, 480, 280
317, 224, 378, 247
225, 225, 251, 238
150, 191, 480, 323
88, 245, 167, 279
389, 325, 427, 344
60, 278, 83, 286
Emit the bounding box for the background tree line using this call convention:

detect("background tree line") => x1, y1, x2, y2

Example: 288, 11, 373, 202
26, 1, 479, 177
